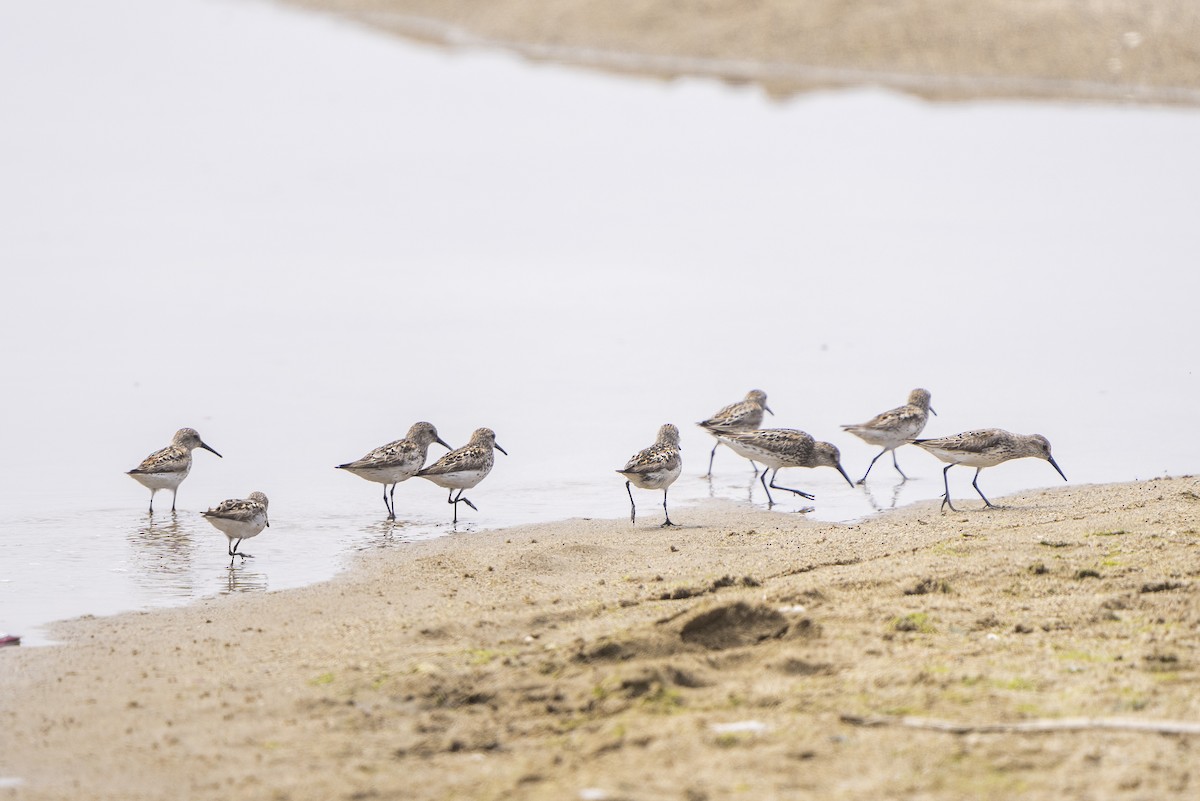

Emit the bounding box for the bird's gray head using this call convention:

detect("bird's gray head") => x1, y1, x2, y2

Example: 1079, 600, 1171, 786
470, 427, 508, 455
408, 421, 450, 449
248, 491, 269, 507
1028, 434, 1067, 481
813, 441, 842, 469
174, 428, 202, 446
908, 389, 933, 410
657, 423, 681, 448
174, 428, 222, 457
746, 389, 773, 415
815, 441, 856, 487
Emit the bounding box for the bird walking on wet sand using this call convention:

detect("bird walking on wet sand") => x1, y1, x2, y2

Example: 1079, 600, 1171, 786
842, 388, 936, 484
336, 422, 451, 520
202, 491, 269, 565
127, 428, 222, 513
617, 423, 683, 527
716, 428, 854, 507
697, 389, 773, 477
416, 428, 507, 524
910, 429, 1067, 512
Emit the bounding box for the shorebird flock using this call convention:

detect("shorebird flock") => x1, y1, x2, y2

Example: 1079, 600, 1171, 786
622, 386, 1065, 527
127, 423, 507, 564
127, 386, 1067, 558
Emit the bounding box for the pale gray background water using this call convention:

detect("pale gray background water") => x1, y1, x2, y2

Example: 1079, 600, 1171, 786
2, 0, 1197, 645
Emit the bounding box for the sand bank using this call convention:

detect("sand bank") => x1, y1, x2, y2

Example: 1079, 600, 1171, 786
3, 477, 1199, 799
280, 0, 1200, 104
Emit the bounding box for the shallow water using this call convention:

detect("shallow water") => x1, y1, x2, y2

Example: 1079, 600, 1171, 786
1, 0, 1197, 645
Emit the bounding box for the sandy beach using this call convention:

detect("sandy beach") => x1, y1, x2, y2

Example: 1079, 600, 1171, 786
282, 0, 1200, 104
4, 477, 1199, 799
3, 1, 1199, 798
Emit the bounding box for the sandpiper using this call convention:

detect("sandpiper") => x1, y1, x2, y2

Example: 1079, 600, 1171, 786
202, 491, 270, 564
336, 422, 451, 520
911, 429, 1067, 511
716, 428, 853, 507
127, 428, 222, 513
416, 428, 507, 524
697, 389, 773, 477
617, 423, 683, 527
842, 388, 936, 484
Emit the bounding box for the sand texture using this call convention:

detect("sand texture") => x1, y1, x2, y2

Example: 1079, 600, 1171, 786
280, 0, 1200, 104
4, 477, 1200, 799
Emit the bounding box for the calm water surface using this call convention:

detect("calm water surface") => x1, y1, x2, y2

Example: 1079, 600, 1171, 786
2, 0, 1198, 645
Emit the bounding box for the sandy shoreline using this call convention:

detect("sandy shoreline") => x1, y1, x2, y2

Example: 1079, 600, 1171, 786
279, 0, 1200, 104
4, 476, 1199, 799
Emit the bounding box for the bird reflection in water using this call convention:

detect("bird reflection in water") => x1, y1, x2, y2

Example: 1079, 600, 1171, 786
357, 518, 413, 551
224, 563, 269, 595
128, 513, 197, 600
861, 479, 907, 512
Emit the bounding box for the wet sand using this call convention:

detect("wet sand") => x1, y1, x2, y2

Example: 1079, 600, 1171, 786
281, 0, 1200, 104
4, 477, 1200, 799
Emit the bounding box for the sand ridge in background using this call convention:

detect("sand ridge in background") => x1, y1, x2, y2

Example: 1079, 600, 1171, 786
3, 477, 1200, 799
280, 0, 1200, 104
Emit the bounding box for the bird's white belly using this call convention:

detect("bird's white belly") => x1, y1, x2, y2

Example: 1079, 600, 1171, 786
721, 439, 785, 470
924, 447, 1007, 468
625, 463, 681, 491
345, 465, 418, 485
849, 427, 910, 449
423, 468, 489, 490
129, 471, 187, 491
206, 513, 268, 541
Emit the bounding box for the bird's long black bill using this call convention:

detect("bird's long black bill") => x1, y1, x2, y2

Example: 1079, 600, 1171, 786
835, 464, 855, 488
495, 444, 509, 456
1048, 456, 1067, 482
764, 405, 775, 416
929, 406, 938, 416
201, 442, 223, 458
436, 437, 452, 450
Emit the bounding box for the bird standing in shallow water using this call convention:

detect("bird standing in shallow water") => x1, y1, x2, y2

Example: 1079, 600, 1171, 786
697, 389, 773, 477
202, 491, 269, 565
617, 423, 682, 527
716, 428, 853, 507
127, 428, 222, 513
336, 422, 451, 520
416, 428, 507, 524
910, 429, 1067, 511
842, 388, 936, 484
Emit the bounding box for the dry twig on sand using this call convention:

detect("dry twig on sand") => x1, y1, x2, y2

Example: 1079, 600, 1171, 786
840, 714, 1200, 736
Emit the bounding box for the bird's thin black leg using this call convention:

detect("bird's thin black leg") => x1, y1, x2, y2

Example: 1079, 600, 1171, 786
148, 491, 155, 515
660, 488, 675, 527
171, 489, 178, 513
769, 470, 816, 500
706, 444, 718, 478
858, 450, 886, 485
890, 450, 909, 481
389, 483, 397, 519
940, 464, 958, 511
972, 468, 996, 508
382, 485, 394, 520
759, 469, 775, 506
448, 489, 477, 524
626, 480, 636, 524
